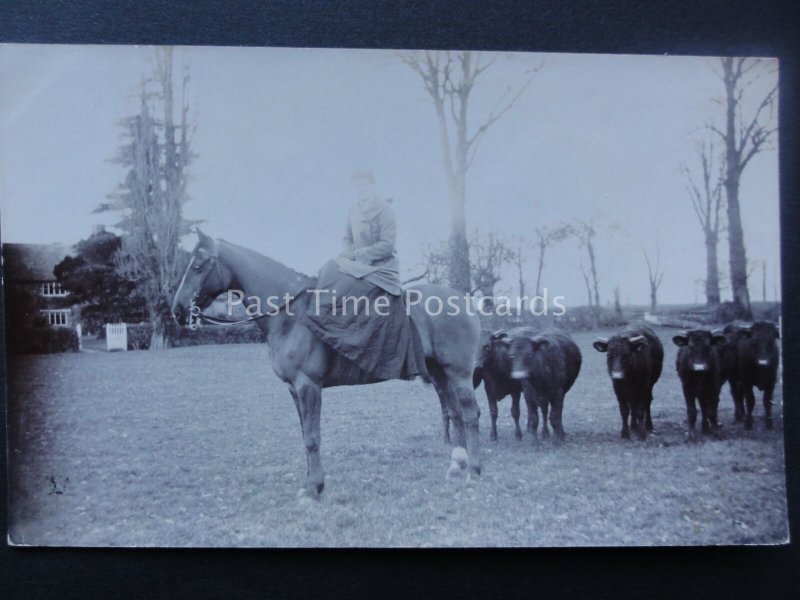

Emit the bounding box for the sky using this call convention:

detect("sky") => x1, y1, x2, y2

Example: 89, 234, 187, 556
0, 45, 781, 306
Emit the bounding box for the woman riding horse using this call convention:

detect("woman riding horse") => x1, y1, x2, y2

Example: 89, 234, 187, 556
303, 170, 427, 385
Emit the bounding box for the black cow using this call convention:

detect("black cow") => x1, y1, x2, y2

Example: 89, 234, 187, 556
719, 322, 751, 422
736, 320, 780, 430
507, 328, 582, 442
473, 330, 527, 441
593, 325, 663, 440
673, 329, 728, 440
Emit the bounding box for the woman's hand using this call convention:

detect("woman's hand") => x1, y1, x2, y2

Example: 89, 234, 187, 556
340, 249, 356, 260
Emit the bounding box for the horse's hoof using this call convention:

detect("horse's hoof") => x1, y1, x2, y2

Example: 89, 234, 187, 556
446, 462, 461, 482
490, 432, 498, 442
514, 430, 522, 441
745, 419, 754, 431
297, 486, 323, 502
451, 446, 468, 469
765, 418, 774, 430
687, 430, 697, 443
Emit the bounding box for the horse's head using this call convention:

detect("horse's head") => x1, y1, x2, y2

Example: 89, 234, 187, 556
172, 229, 233, 329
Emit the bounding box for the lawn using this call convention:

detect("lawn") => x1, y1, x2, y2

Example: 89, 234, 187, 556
5, 327, 789, 547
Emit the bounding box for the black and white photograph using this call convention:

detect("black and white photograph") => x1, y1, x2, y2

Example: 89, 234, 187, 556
1, 44, 787, 547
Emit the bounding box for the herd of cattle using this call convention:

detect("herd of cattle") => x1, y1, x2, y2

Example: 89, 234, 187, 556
472, 321, 781, 442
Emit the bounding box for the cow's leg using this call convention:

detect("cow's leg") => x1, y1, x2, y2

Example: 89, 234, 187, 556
762, 386, 775, 430
699, 393, 711, 434
683, 386, 698, 441
630, 402, 647, 441
538, 392, 550, 441
524, 389, 539, 442
549, 393, 566, 442
731, 381, 744, 422
645, 388, 654, 432
294, 375, 325, 497
449, 376, 481, 476
618, 398, 630, 440
487, 391, 499, 442
709, 395, 723, 439
743, 385, 756, 430
510, 390, 523, 441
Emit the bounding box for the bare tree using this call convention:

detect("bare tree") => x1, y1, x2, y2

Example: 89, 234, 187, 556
419, 241, 450, 286
708, 57, 778, 317
469, 230, 514, 297
99, 47, 196, 349
533, 224, 571, 297
570, 220, 601, 310
512, 236, 528, 299
399, 51, 536, 292
579, 261, 593, 310
613, 285, 622, 317
419, 231, 513, 298
681, 137, 724, 306
642, 241, 666, 315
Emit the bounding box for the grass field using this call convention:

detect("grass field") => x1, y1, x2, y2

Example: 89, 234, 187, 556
6, 327, 789, 547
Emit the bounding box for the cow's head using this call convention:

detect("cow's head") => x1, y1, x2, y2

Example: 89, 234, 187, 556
593, 333, 648, 380
476, 329, 511, 370
508, 329, 549, 380
742, 320, 780, 367
672, 329, 727, 371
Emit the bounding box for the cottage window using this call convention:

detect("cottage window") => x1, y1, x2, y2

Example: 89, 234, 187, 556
41, 309, 71, 326
41, 282, 68, 297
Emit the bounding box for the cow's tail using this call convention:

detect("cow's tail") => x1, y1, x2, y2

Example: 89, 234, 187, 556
472, 365, 483, 389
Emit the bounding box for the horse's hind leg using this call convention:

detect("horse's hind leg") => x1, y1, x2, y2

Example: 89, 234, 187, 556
446, 373, 481, 476
437, 390, 452, 444
292, 374, 325, 497
428, 359, 453, 444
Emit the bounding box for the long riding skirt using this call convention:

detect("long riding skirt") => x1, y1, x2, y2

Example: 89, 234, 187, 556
303, 259, 427, 387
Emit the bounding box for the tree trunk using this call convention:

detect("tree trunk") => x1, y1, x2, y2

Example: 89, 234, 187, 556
613, 287, 622, 316
148, 312, 170, 350
535, 243, 545, 297
650, 286, 657, 315
722, 59, 752, 318
704, 233, 721, 305
449, 209, 471, 294
587, 238, 600, 317
431, 94, 471, 294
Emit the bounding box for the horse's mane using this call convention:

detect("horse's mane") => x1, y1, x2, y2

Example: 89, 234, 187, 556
218, 239, 315, 282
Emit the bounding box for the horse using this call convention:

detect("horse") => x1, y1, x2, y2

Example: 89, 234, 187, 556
171, 230, 482, 499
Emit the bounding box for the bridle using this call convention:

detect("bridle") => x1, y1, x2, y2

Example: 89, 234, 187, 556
184, 253, 283, 330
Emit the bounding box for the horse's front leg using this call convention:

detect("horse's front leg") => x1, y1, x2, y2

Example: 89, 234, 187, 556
292, 374, 325, 498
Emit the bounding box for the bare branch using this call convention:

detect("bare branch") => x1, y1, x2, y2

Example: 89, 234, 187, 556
737, 81, 778, 157
402, 269, 430, 285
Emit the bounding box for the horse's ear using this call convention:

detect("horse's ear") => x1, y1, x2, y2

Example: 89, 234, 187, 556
196, 228, 218, 255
